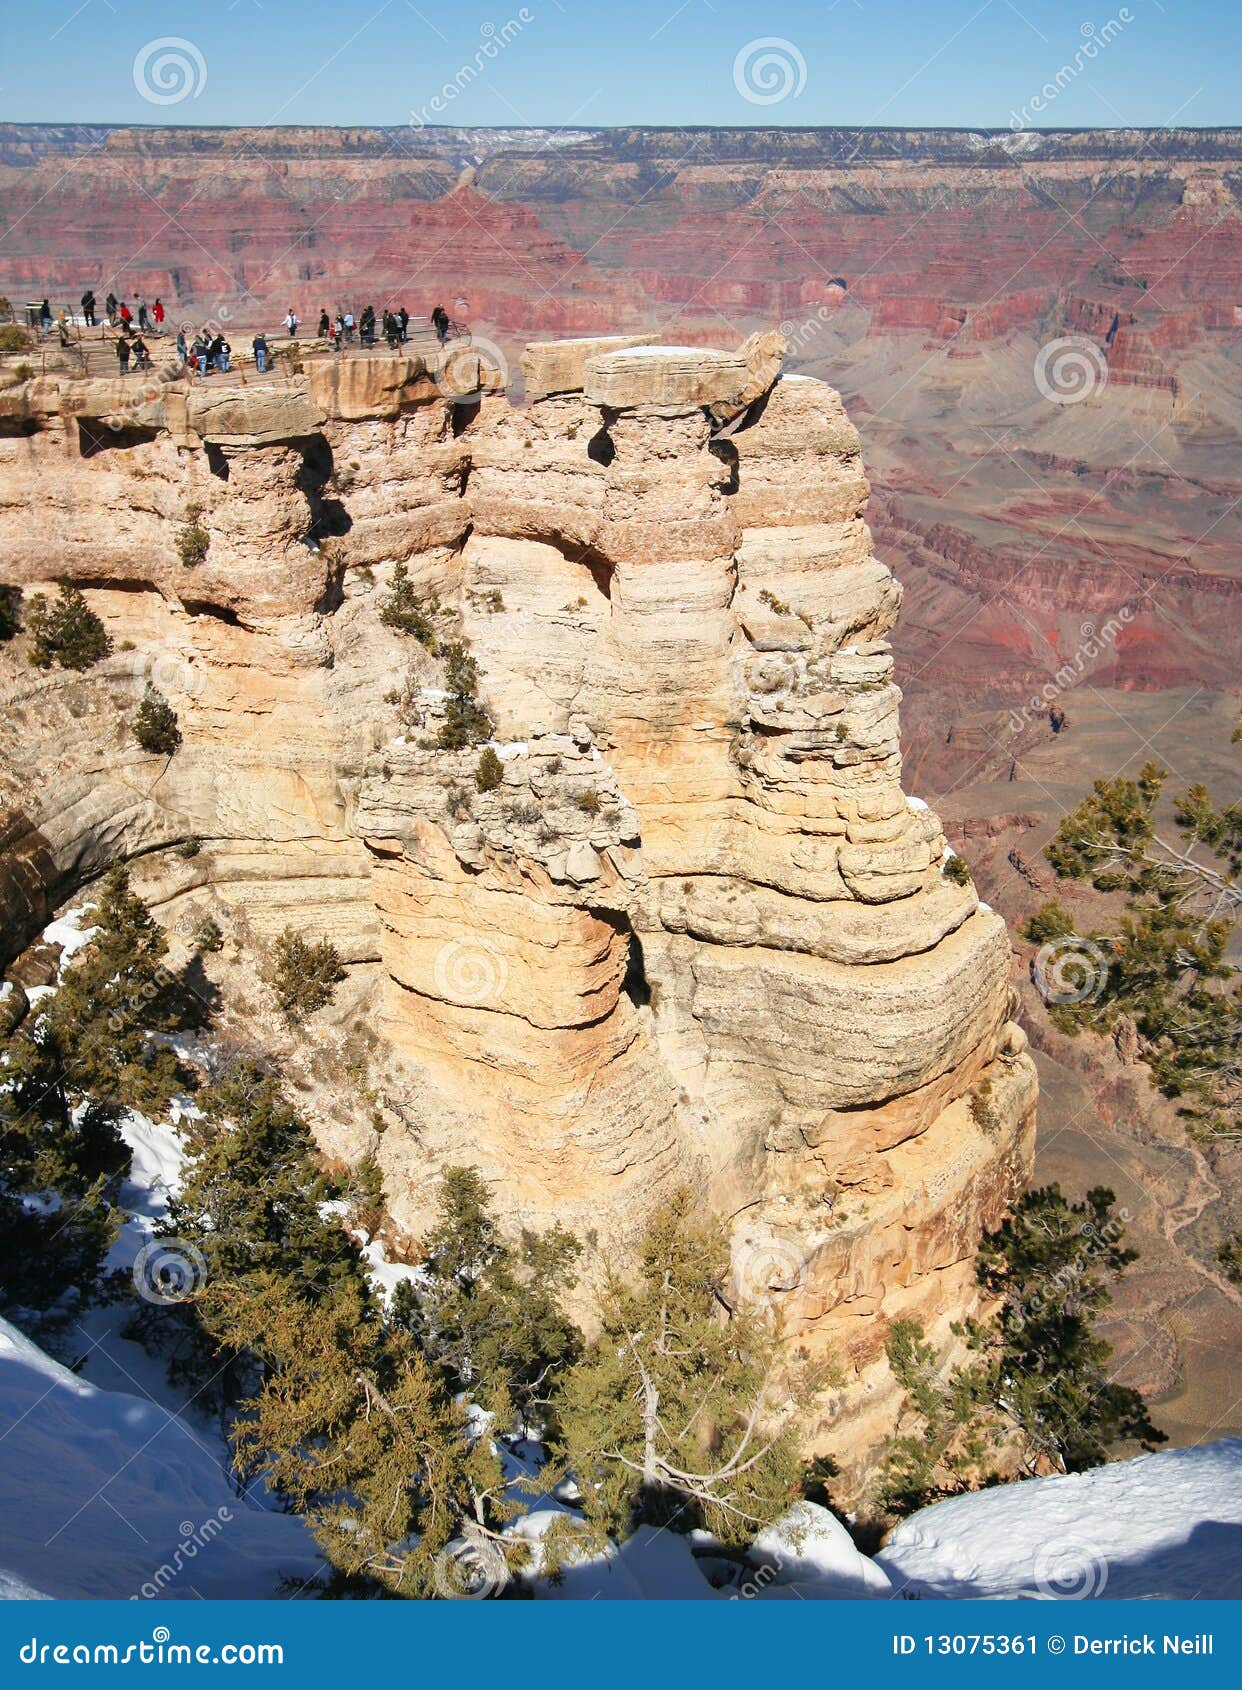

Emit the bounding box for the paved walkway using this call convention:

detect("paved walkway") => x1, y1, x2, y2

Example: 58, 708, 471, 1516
20, 326, 467, 383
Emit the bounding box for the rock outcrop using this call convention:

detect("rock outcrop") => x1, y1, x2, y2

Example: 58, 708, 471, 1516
0, 333, 1036, 1484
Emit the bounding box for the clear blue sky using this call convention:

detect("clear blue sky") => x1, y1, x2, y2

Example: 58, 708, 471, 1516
1, 0, 1236, 129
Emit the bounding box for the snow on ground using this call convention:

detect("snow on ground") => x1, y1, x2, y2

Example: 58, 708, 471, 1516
0, 1315, 320, 1601
877, 1441, 1242, 1600
41, 910, 98, 967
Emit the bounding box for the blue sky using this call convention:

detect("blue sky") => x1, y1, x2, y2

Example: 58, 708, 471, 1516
1, 0, 1236, 128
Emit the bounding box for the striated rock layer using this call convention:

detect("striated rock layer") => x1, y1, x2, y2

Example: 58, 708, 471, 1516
0, 335, 1036, 1483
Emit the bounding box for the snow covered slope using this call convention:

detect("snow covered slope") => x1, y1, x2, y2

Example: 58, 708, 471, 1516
878, 1441, 1242, 1600
0, 1315, 319, 1601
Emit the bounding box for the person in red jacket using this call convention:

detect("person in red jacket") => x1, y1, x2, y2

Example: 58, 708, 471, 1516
119, 301, 132, 328
153, 297, 165, 331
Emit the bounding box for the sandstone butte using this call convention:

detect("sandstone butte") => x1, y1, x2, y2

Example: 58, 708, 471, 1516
0, 329, 1038, 1486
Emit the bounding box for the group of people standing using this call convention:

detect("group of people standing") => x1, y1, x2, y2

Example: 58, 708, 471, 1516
71, 291, 166, 334
282, 301, 453, 351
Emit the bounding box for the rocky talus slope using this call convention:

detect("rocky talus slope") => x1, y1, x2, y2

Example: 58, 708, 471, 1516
0, 333, 1036, 1476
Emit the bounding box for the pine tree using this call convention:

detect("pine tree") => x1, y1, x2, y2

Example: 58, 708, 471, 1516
222, 1274, 510, 1596
133, 686, 181, 755
0, 584, 20, 641
475, 746, 504, 793
876, 1184, 1164, 1514
263, 927, 344, 1025
550, 1189, 802, 1550
436, 643, 492, 750
26, 581, 111, 670
1025, 759, 1240, 1139
392, 1165, 582, 1428
379, 560, 438, 649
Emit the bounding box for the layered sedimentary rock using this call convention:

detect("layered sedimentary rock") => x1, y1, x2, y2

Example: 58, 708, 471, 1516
0, 332, 1036, 1480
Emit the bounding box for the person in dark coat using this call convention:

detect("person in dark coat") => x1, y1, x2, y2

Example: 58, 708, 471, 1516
252, 332, 269, 373
40, 298, 52, 332
81, 290, 96, 327
131, 335, 151, 370
115, 334, 131, 374
398, 305, 409, 343
432, 303, 449, 343
105, 292, 118, 326
318, 309, 330, 338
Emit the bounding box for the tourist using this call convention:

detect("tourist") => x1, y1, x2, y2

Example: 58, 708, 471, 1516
192, 333, 210, 374
57, 309, 72, 348
432, 303, 449, 344
131, 335, 151, 371
360, 305, 375, 346
334, 313, 345, 349
119, 301, 132, 328
137, 299, 149, 332
284, 307, 299, 338
208, 332, 230, 373
80, 289, 96, 328
252, 331, 269, 374
40, 298, 51, 332
115, 334, 131, 374
153, 297, 165, 331
318, 309, 330, 338
175, 328, 188, 368
343, 309, 355, 343
104, 291, 118, 326
398, 305, 409, 343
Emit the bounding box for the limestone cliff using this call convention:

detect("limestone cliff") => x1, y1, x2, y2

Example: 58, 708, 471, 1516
0, 333, 1036, 1481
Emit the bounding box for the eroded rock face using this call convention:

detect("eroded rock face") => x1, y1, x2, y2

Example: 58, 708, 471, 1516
0, 335, 1036, 1485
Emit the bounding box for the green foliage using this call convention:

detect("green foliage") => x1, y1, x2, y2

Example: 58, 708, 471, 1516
192, 915, 224, 954
175, 504, 210, 570
475, 746, 504, 793
550, 1189, 802, 1551
379, 560, 438, 649
27, 581, 110, 671
263, 927, 344, 1025
0, 864, 195, 1323
942, 852, 972, 887
348, 1151, 386, 1242
133, 686, 181, 755
1030, 760, 1240, 1138
0, 323, 31, 351
224, 1275, 508, 1597
1216, 1231, 1242, 1286
0, 584, 20, 641
393, 1166, 582, 1428
436, 643, 492, 750
877, 1184, 1163, 1515
575, 787, 601, 817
